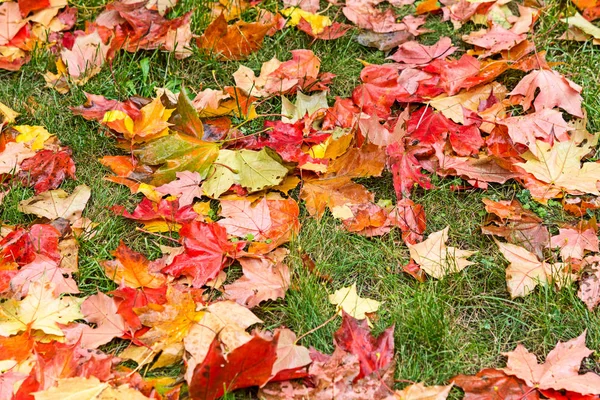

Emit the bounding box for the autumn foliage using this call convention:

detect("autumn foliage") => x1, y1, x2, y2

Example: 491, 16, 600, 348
1, 0, 600, 398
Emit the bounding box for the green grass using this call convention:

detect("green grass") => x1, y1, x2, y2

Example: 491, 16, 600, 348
2, 0, 600, 397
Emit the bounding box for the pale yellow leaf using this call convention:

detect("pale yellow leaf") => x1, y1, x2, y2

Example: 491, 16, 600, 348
328, 282, 380, 320
407, 226, 475, 279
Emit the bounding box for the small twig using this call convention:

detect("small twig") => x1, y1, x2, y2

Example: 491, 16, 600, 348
135, 227, 180, 243
295, 313, 338, 343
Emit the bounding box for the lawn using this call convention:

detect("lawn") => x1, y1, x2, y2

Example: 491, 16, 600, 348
2, 0, 600, 398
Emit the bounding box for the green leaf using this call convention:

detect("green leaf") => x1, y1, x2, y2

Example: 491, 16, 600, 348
202, 148, 288, 198
237, 149, 288, 192
170, 90, 204, 139
135, 133, 219, 185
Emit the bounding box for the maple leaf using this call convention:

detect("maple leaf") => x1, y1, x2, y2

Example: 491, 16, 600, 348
162, 221, 244, 287
103, 97, 174, 143
154, 171, 202, 207
329, 283, 380, 320
112, 197, 198, 232
18, 149, 76, 194
503, 332, 600, 395
77, 292, 127, 348
10, 255, 79, 297
452, 368, 539, 400
18, 185, 91, 227
510, 69, 584, 117
516, 139, 600, 195
126, 286, 204, 368
189, 332, 279, 400
496, 240, 570, 298
271, 328, 311, 379
482, 198, 549, 259
280, 8, 332, 34
32, 376, 152, 400
60, 31, 109, 82
0, 3, 27, 46
407, 226, 475, 279
247, 197, 301, 254
429, 82, 506, 124
201, 148, 288, 198
300, 145, 385, 219
0, 141, 36, 174
343, 0, 406, 32
14, 125, 53, 150
388, 36, 457, 65
0, 224, 61, 266
196, 14, 271, 60
183, 300, 263, 383
283, 0, 320, 12
260, 346, 395, 399
499, 108, 572, 154
223, 254, 290, 308
578, 259, 600, 311
395, 382, 454, 399
233, 58, 283, 97
550, 227, 599, 260
218, 198, 272, 240
0, 280, 82, 336
297, 19, 351, 40
263, 49, 334, 94
169, 91, 204, 139
134, 132, 219, 186
387, 141, 432, 198
463, 25, 527, 57
102, 241, 166, 289
334, 312, 394, 380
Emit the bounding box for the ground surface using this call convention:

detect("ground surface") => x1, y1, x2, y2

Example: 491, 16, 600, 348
2, 0, 600, 398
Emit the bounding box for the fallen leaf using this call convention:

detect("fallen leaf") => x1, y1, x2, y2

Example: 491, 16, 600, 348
189, 332, 279, 400
388, 37, 456, 65
496, 240, 568, 298
329, 283, 380, 320
102, 242, 166, 289
18, 149, 76, 194
550, 227, 599, 260
218, 198, 273, 241
516, 139, 600, 196
0, 280, 82, 337
196, 14, 271, 60
395, 382, 453, 399
407, 226, 475, 279
452, 368, 539, 400
223, 255, 290, 308
0, 141, 36, 174
18, 185, 91, 225
509, 69, 583, 117
77, 292, 127, 348
154, 171, 203, 207
503, 332, 600, 395
162, 221, 244, 287
334, 312, 394, 379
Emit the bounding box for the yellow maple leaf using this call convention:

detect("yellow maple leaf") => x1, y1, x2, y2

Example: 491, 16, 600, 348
0, 101, 19, 124
0, 280, 83, 337
32, 376, 151, 400
14, 125, 53, 150
328, 283, 380, 320
281, 8, 332, 34
516, 139, 600, 195
103, 97, 174, 143
407, 226, 475, 279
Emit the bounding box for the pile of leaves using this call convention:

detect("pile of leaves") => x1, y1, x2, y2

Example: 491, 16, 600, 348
2, 0, 600, 398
